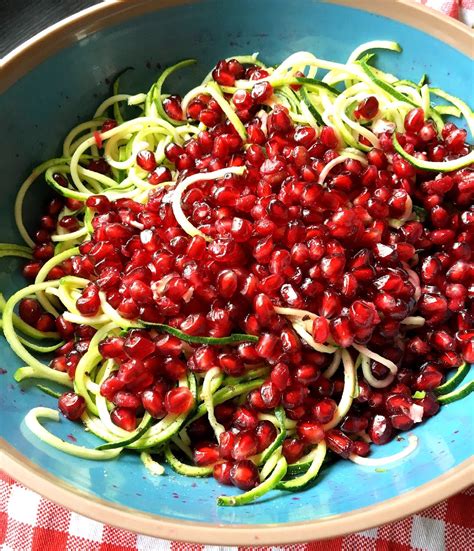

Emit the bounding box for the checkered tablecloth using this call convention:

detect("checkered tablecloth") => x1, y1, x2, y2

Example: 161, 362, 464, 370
1, 472, 473, 550
2, 1, 474, 550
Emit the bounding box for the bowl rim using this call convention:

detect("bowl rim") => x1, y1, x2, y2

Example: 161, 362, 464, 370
1, 0, 473, 544
2, 440, 473, 544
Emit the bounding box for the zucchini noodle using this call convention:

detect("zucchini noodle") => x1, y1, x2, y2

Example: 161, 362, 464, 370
25, 407, 122, 460
323, 350, 356, 430
171, 166, 246, 240
349, 435, 418, 466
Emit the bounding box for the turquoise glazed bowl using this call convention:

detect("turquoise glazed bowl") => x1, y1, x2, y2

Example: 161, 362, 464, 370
1, 0, 472, 544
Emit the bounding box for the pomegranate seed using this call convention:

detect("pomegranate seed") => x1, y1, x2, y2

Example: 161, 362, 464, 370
312, 397, 337, 424
255, 421, 277, 452
219, 431, 236, 459
36, 314, 56, 332
415, 392, 440, 418
18, 299, 41, 326
213, 461, 233, 485
194, 442, 220, 466
112, 391, 141, 410
260, 380, 281, 408
282, 437, 306, 464
148, 166, 172, 185
111, 407, 137, 431
141, 389, 166, 418
353, 441, 370, 457
136, 150, 157, 171
296, 420, 324, 444
233, 407, 258, 431
164, 387, 194, 414
271, 362, 291, 391
404, 108, 425, 132
354, 96, 379, 119
251, 81, 273, 102
325, 429, 354, 458
415, 364, 444, 391
124, 331, 156, 359
58, 392, 86, 421
163, 95, 183, 121
369, 414, 393, 445
230, 460, 259, 490
232, 431, 258, 460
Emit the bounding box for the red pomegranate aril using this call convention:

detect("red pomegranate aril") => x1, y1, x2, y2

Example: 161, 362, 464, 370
419, 122, 437, 142
117, 298, 140, 319
415, 364, 444, 391
111, 407, 137, 431
50, 356, 67, 372
36, 313, 56, 332
18, 298, 42, 326
416, 392, 440, 418
230, 460, 259, 490
260, 380, 281, 408
219, 431, 236, 459
148, 166, 172, 185
23, 262, 42, 279
296, 420, 324, 444
98, 337, 124, 359
233, 407, 258, 431
326, 429, 354, 458
430, 330, 455, 352
282, 384, 307, 410
295, 364, 320, 385
271, 362, 291, 391
369, 414, 393, 445
256, 333, 280, 359
320, 291, 341, 318
391, 414, 414, 431
282, 437, 306, 464
354, 96, 379, 119
340, 415, 368, 433
194, 443, 220, 466
312, 397, 337, 424
33, 243, 54, 260
232, 431, 258, 460
385, 393, 413, 414
213, 461, 233, 485
445, 128, 467, 153
136, 150, 157, 171
164, 387, 194, 414
255, 420, 277, 453
58, 392, 86, 421
404, 108, 425, 132
123, 332, 156, 360
76, 285, 100, 316
112, 391, 141, 410
163, 95, 183, 120
330, 316, 354, 347
320, 126, 339, 149
253, 293, 276, 326
353, 441, 370, 457
141, 389, 166, 417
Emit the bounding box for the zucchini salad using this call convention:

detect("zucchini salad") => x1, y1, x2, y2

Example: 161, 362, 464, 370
1, 41, 473, 506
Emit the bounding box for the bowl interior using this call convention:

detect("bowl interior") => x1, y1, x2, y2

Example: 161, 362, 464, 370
1, 0, 473, 530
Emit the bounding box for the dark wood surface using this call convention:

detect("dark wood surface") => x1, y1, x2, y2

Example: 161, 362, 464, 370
0, 0, 101, 57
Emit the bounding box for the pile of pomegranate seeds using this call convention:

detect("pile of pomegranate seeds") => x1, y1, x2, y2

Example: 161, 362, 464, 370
15, 53, 473, 496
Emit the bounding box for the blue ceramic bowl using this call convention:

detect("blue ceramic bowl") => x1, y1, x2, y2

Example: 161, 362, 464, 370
1, 0, 473, 544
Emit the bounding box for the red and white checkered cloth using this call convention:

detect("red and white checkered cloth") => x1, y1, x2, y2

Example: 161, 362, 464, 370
416, 0, 474, 24
1, 472, 473, 550
2, 1, 474, 550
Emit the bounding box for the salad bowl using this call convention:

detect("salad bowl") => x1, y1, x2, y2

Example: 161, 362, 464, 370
0, 0, 473, 544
